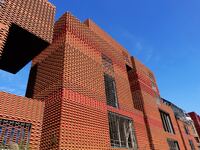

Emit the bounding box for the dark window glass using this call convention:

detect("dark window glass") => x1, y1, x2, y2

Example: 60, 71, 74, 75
0, 119, 32, 148
102, 54, 114, 74
108, 112, 137, 149
184, 125, 190, 135
0, 126, 2, 136
160, 110, 175, 134
167, 139, 180, 150
10, 128, 15, 142
104, 74, 118, 107
189, 140, 196, 150
195, 137, 200, 143
27, 126, 31, 145
21, 128, 25, 141
16, 130, 20, 144
2, 128, 8, 145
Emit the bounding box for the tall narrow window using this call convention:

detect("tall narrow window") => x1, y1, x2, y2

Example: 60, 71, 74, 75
184, 125, 190, 135
10, 128, 15, 142
189, 140, 196, 150
167, 139, 180, 150
160, 110, 175, 134
102, 54, 114, 75
104, 74, 118, 107
2, 128, 8, 145
16, 130, 21, 144
195, 137, 200, 143
108, 112, 137, 149
0, 126, 2, 136
26, 126, 31, 145
21, 128, 25, 141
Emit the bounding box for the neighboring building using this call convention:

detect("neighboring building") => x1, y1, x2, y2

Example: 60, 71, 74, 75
0, 4, 199, 150
161, 99, 200, 150
0, 0, 55, 73
189, 112, 200, 148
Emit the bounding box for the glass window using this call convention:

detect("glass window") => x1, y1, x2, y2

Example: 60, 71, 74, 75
108, 112, 137, 149
16, 130, 21, 144
184, 125, 190, 135
160, 110, 175, 134
21, 128, 25, 141
2, 128, 8, 145
104, 74, 118, 108
10, 128, 15, 142
0, 126, 2, 136
189, 140, 196, 150
195, 137, 200, 143
167, 139, 180, 150
26, 126, 31, 145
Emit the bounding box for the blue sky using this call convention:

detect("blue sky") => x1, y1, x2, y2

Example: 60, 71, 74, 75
0, 0, 199, 114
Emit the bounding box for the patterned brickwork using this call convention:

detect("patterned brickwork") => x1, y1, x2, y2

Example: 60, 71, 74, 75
27, 12, 134, 109
2, 9, 199, 149
0, 0, 55, 43
0, 0, 55, 73
129, 57, 172, 149
40, 90, 62, 150
84, 19, 132, 67
60, 89, 110, 149
0, 23, 9, 56
0, 92, 44, 149
25, 12, 143, 149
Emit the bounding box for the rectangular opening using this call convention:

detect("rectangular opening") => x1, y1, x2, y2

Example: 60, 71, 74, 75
189, 140, 196, 150
159, 110, 175, 134
0, 119, 32, 148
104, 73, 118, 108
108, 112, 137, 149
102, 54, 114, 75
126, 64, 132, 72
167, 138, 180, 150
195, 137, 200, 143
184, 124, 190, 135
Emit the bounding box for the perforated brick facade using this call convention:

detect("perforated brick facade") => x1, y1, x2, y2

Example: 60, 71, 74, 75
0, 6, 199, 149
0, 0, 55, 73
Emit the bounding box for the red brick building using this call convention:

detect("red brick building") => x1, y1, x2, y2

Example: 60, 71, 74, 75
0, 4, 199, 150
189, 112, 200, 144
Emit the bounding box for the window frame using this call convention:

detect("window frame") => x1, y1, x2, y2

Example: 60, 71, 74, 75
167, 138, 180, 150
104, 73, 119, 108
108, 112, 138, 149
189, 139, 196, 150
184, 124, 190, 135
159, 110, 175, 134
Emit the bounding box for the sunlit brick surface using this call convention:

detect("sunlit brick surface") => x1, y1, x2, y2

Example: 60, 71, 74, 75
26, 12, 142, 149
0, 0, 55, 43
1, 8, 199, 149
